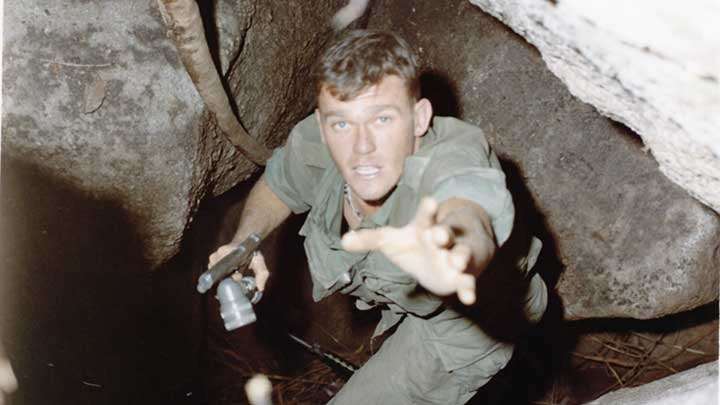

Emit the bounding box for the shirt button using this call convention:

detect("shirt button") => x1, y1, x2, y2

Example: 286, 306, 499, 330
365, 277, 379, 289
340, 272, 351, 284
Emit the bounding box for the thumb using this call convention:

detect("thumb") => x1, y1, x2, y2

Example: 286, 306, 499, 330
341, 229, 386, 252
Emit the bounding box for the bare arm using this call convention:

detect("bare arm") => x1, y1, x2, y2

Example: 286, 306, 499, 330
229, 174, 292, 244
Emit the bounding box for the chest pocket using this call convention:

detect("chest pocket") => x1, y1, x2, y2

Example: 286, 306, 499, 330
358, 252, 443, 317
300, 177, 389, 303
300, 213, 359, 301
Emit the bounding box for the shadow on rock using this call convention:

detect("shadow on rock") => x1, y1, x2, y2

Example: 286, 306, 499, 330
464, 158, 571, 403
0, 155, 184, 404
421, 70, 462, 118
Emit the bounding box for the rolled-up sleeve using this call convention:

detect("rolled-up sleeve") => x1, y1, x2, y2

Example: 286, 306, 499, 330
422, 129, 515, 247
264, 117, 326, 214
432, 169, 514, 246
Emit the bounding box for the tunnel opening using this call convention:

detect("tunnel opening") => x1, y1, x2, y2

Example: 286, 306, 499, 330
1, 0, 717, 404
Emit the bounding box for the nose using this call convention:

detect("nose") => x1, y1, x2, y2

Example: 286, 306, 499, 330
353, 124, 376, 155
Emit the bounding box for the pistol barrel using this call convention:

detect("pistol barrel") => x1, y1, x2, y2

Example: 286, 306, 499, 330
197, 233, 262, 293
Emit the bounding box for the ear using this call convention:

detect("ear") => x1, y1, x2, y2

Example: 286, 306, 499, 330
413, 98, 433, 138
315, 109, 327, 144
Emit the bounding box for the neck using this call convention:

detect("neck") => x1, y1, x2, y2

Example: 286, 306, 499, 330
414, 133, 422, 153
357, 196, 382, 217
344, 184, 384, 219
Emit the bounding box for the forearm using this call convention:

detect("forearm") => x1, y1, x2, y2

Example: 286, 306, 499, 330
436, 197, 496, 276
230, 174, 292, 244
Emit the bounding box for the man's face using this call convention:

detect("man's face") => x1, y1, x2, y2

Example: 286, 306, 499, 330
316, 75, 432, 208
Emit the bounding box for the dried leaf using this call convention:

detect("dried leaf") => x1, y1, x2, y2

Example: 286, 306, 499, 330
83, 76, 106, 114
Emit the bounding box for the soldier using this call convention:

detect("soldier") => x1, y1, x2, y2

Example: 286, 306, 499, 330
209, 29, 547, 404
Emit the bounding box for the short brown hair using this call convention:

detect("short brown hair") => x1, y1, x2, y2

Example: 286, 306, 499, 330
314, 30, 420, 101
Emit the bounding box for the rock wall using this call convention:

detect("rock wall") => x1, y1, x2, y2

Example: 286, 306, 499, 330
588, 361, 718, 405
3, 0, 205, 267
3, 0, 715, 335
2, 0, 341, 268
469, 0, 720, 214
367, 0, 719, 319
462, 0, 720, 318
1, 1, 343, 402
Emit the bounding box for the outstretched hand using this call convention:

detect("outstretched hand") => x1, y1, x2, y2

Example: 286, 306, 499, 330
341, 197, 477, 305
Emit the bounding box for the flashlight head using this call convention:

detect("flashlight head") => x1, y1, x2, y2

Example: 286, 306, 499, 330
216, 277, 257, 330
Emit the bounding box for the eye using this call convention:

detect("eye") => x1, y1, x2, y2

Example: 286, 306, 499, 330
377, 115, 392, 124
332, 121, 349, 131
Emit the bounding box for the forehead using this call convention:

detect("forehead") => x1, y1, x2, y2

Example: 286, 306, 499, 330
317, 75, 412, 114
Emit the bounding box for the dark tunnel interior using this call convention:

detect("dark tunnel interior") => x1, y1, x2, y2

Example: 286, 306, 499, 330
1, 1, 717, 404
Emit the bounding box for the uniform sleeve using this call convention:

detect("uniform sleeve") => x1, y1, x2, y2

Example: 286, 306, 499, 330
423, 126, 515, 246
264, 116, 327, 214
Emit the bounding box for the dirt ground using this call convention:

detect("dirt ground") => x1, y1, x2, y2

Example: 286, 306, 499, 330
544, 310, 718, 404
202, 187, 718, 405
205, 293, 717, 404
1, 161, 715, 405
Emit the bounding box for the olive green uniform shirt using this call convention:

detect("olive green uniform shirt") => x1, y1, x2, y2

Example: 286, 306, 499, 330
265, 115, 547, 402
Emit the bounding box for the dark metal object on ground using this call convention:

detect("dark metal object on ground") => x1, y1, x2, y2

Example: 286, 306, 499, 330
288, 333, 358, 377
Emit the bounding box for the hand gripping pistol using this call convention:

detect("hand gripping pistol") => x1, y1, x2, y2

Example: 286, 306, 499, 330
197, 233, 263, 331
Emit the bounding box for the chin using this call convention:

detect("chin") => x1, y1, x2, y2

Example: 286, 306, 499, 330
353, 183, 394, 204
345, 169, 401, 202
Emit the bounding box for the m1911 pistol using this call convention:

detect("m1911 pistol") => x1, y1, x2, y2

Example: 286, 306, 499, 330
196, 233, 263, 330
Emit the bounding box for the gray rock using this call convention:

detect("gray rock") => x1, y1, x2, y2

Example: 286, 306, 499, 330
469, 0, 720, 214
588, 361, 718, 405
205, 0, 342, 196
2, 0, 341, 268
368, 0, 720, 319
3, 0, 205, 267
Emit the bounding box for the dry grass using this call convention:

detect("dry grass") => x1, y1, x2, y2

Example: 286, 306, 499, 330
214, 338, 368, 405
209, 310, 717, 404
544, 320, 718, 404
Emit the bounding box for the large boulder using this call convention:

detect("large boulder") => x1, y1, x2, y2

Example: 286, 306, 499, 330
1, 1, 344, 402
3, 0, 205, 268
2, 0, 340, 268
3, 0, 210, 268
588, 361, 718, 405
468, 0, 720, 214
367, 0, 720, 319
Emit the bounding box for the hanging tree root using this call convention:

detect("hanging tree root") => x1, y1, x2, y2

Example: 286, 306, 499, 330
157, 0, 271, 165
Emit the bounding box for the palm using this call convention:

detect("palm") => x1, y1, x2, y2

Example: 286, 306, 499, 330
342, 197, 476, 304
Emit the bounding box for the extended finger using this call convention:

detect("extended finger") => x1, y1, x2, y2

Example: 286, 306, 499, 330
342, 228, 388, 251
449, 243, 472, 270
208, 245, 235, 268
250, 252, 270, 291
456, 273, 476, 305
430, 225, 453, 247
413, 197, 438, 229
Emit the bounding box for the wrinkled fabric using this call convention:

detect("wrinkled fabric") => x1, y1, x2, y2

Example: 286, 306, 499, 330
265, 115, 548, 404
327, 314, 513, 405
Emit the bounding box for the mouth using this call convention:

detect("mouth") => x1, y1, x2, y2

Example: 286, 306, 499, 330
353, 165, 381, 179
